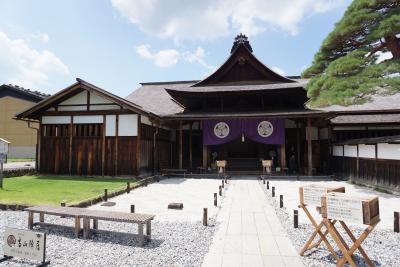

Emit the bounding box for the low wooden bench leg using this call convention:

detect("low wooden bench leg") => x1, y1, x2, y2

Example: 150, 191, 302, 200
28, 211, 34, 230
138, 223, 144, 247
146, 221, 151, 240
39, 212, 44, 223
93, 219, 98, 230
75, 217, 81, 238
83, 218, 90, 239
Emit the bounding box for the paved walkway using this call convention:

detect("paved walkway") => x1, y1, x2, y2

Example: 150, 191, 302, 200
202, 178, 304, 267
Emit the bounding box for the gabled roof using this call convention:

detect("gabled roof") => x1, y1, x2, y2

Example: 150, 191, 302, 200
0, 84, 49, 102
193, 34, 295, 87
16, 78, 156, 120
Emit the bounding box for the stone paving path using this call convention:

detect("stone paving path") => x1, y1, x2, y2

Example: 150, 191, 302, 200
202, 178, 304, 267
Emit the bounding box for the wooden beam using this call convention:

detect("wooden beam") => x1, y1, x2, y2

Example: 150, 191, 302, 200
203, 145, 208, 169
102, 115, 106, 177
179, 121, 183, 169
115, 114, 119, 176
136, 115, 141, 176
189, 122, 193, 170
86, 91, 90, 111
69, 116, 74, 175
42, 110, 134, 116
307, 117, 313, 176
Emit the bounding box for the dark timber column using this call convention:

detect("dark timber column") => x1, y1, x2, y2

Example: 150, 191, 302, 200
101, 115, 106, 177
179, 121, 183, 169
189, 122, 193, 171
280, 144, 286, 169
296, 121, 301, 173
115, 114, 119, 176
136, 115, 141, 175
68, 116, 74, 175
202, 145, 207, 169
307, 117, 313, 176
37, 118, 42, 172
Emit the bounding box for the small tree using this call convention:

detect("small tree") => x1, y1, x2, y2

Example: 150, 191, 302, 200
303, 0, 400, 107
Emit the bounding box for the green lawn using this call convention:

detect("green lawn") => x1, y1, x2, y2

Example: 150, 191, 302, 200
6, 158, 35, 162
0, 175, 137, 205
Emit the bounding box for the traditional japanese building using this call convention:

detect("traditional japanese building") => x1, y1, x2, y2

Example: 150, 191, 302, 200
15, 34, 400, 192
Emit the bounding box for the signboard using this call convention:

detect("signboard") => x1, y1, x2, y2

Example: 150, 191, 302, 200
3, 228, 46, 263
302, 185, 328, 206
326, 193, 364, 225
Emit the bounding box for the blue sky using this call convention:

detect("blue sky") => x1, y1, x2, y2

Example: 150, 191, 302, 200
0, 0, 351, 97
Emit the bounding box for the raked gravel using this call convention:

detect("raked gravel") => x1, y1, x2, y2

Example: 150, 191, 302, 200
259, 181, 400, 267
0, 210, 218, 267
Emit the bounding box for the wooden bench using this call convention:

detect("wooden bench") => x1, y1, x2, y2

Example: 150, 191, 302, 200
161, 168, 187, 177
25, 205, 155, 246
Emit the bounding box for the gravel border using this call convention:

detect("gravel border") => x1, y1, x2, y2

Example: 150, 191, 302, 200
259, 181, 400, 267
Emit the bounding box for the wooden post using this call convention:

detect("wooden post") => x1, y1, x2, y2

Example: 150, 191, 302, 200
127, 182, 130, 193
296, 121, 301, 173
131, 205, 135, 213
37, 118, 42, 172
395, 211, 399, 233
294, 209, 298, 228
219, 186, 222, 196
222, 179, 224, 188
272, 186, 275, 197
68, 116, 73, 175
60, 202, 66, 218
263, 178, 265, 184
214, 193, 217, 207
189, 122, 193, 171
280, 195, 283, 208
74, 216, 80, 238
202, 144, 208, 169
203, 208, 208, 226
280, 143, 286, 169
179, 121, 183, 169
115, 114, 119, 176
104, 189, 108, 202
136, 115, 141, 175
267, 180, 269, 189
102, 115, 106, 176
307, 117, 313, 176
39, 212, 44, 223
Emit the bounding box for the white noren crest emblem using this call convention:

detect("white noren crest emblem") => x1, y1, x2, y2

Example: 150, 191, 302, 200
214, 122, 230, 138
258, 121, 273, 137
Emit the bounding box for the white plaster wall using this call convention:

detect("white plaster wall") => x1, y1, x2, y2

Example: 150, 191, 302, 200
90, 92, 113, 104
141, 115, 152, 126
106, 115, 116, 136
74, 115, 103, 124
344, 145, 357, 157
42, 116, 71, 124
118, 114, 138, 136
60, 91, 87, 105
90, 104, 120, 110
358, 144, 375, 158
333, 145, 344, 156
378, 143, 400, 160
58, 106, 87, 111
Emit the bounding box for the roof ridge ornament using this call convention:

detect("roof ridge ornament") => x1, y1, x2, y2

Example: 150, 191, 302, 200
231, 33, 253, 54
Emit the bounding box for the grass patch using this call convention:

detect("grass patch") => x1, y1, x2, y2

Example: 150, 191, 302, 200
0, 175, 137, 205
6, 158, 35, 162
374, 186, 392, 194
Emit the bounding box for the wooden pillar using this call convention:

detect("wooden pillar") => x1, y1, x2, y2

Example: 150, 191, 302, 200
189, 122, 193, 170
115, 114, 119, 176
68, 116, 74, 175
296, 121, 301, 173
179, 121, 183, 169
202, 145, 208, 169
136, 115, 141, 175
307, 117, 313, 176
101, 115, 106, 176
37, 118, 42, 172
280, 143, 286, 169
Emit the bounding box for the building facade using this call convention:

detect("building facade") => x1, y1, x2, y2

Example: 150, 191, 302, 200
16, 35, 400, 191
0, 84, 49, 158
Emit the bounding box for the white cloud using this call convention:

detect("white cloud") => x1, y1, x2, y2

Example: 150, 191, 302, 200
112, 0, 345, 41
32, 32, 50, 43
136, 44, 215, 70
271, 66, 286, 76
0, 32, 69, 89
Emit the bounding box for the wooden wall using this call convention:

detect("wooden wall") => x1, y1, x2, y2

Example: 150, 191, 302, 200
39, 123, 137, 176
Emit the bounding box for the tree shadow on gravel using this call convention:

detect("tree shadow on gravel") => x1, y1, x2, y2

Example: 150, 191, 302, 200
33, 223, 164, 248
304, 248, 381, 267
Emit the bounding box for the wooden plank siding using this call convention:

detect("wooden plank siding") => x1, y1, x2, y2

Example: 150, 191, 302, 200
39, 122, 138, 176
332, 156, 400, 188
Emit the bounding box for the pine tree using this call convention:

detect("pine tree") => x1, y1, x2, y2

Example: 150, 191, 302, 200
303, 0, 400, 107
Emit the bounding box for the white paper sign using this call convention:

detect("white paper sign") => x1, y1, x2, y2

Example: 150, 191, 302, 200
3, 228, 46, 262
326, 193, 364, 225
302, 185, 328, 206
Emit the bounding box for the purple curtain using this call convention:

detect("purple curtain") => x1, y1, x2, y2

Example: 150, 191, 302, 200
202, 118, 285, 145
